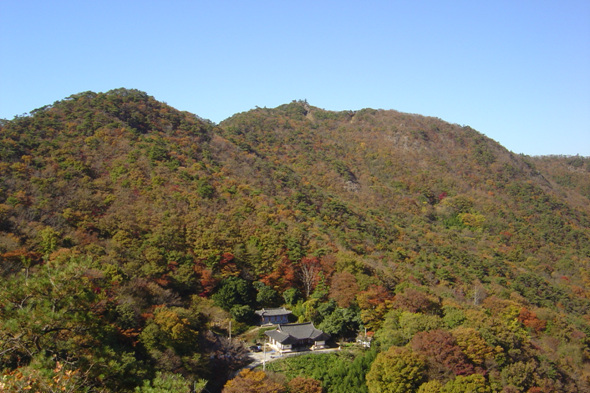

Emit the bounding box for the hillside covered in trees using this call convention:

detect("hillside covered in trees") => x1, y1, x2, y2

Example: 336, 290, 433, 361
1, 89, 589, 392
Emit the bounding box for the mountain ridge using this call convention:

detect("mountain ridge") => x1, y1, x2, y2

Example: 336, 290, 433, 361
1, 88, 589, 392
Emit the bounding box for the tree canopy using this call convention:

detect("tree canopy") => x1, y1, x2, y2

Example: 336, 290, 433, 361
1, 90, 589, 392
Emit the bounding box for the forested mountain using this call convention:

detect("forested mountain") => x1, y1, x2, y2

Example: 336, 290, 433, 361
1, 89, 589, 392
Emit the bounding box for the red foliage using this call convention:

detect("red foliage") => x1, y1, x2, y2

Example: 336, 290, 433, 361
329, 271, 359, 307
356, 285, 393, 309
260, 257, 297, 293
319, 254, 336, 281
518, 308, 547, 333
411, 329, 475, 377
392, 288, 441, 314
218, 252, 239, 277
199, 268, 218, 297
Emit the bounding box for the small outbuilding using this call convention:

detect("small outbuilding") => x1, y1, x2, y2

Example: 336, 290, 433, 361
255, 307, 292, 325
265, 322, 330, 352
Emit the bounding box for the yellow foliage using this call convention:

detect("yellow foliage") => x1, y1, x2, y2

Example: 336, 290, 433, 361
452, 326, 495, 365
458, 212, 485, 228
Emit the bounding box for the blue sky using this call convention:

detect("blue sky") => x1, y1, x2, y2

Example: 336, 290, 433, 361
1, 1, 589, 156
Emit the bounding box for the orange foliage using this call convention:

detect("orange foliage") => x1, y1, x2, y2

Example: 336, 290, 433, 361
260, 257, 296, 293
287, 376, 323, 393
199, 268, 218, 297
392, 288, 441, 315
222, 369, 285, 393
357, 285, 392, 309
319, 254, 336, 280
357, 285, 393, 330
329, 271, 359, 307
219, 252, 240, 277
1, 248, 41, 263
518, 308, 547, 333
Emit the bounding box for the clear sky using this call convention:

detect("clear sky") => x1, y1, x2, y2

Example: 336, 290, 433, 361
1, 1, 589, 156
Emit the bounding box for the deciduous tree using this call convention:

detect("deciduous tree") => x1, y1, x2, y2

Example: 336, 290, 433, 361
392, 288, 441, 315
261, 257, 297, 293
287, 376, 323, 393
440, 374, 491, 393
366, 346, 426, 393
451, 327, 495, 366
517, 307, 547, 333
357, 285, 393, 330
222, 369, 285, 393
298, 256, 322, 298
329, 271, 359, 307
411, 329, 475, 380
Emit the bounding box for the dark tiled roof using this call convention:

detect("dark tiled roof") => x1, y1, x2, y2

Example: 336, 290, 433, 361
280, 322, 329, 340
255, 307, 292, 317
266, 329, 297, 345
264, 322, 330, 344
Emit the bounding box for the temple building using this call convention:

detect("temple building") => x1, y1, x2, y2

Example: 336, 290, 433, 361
254, 307, 292, 325
265, 322, 330, 352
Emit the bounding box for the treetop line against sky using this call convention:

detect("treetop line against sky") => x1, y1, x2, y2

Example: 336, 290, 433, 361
1, 1, 589, 156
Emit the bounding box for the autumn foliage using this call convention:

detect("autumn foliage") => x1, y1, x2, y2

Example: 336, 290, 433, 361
0, 90, 589, 392
410, 329, 475, 379
517, 307, 547, 333
222, 369, 285, 393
